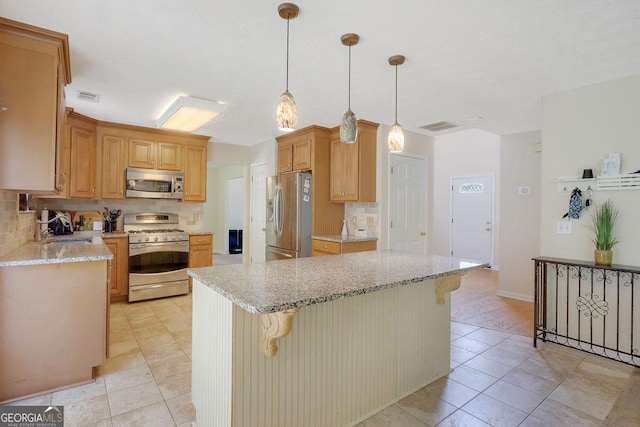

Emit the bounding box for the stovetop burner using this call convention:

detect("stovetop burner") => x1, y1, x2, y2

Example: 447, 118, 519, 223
128, 228, 185, 234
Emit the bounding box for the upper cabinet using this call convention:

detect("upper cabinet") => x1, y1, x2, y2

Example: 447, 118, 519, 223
0, 18, 71, 192
100, 133, 126, 200
128, 138, 181, 171
276, 129, 313, 173
96, 122, 209, 201
330, 120, 378, 203
183, 145, 207, 202
67, 111, 98, 199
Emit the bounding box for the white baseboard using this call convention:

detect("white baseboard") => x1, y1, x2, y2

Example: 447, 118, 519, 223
496, 289, 534, 303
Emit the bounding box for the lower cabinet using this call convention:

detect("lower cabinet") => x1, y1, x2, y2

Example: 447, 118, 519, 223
104, 236, 129, 303
189, 234, 213, 290
311, 238, 377, 256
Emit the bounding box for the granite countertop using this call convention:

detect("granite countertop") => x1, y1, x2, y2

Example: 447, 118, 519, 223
188, 250, 488, 314
312, 234, 378, 243
189, 231, 214, 236
0, 236, 113, 267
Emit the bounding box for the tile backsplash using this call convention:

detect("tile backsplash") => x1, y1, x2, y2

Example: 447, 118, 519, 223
0, 190, 36, 258
345, 202, 379, 237
38, 198, 205, 231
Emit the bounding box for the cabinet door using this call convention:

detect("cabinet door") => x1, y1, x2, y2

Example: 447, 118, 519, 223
104, 237, 129, 302
330, 139, 358, 202
69, 126, 96, 199
0, 34, 59, 191
184, 145, 207, 202
292, 139, 311, 170
277, 143, 293, 173
102, 135, 126, 199
157, 141, 182, 170
128, 138, 155, 169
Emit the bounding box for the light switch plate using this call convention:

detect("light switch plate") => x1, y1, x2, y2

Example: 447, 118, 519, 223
556, 220, 572, 235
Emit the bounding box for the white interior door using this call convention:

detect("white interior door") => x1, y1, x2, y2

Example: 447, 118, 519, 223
389, 154, 427, 253
250, 163, 268, 263
451, 175, 493, 264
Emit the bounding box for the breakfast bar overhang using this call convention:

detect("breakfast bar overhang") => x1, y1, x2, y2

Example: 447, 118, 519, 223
188, 250, 487, 426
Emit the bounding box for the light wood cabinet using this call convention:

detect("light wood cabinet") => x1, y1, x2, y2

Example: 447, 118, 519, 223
67, 111, 97, 199
189, 234, 213, 290
311, 238, 377, 256
101, 134, 126, 199
183, 145, 207, 202
104, 235, 129, 303
329, 120, 378, 203
276, 132, 313, 173
128, 138, 182, 170
0, 18, 71, 192
276, 126, 345, 236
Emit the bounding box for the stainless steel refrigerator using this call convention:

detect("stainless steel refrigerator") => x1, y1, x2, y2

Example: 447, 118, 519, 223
265, 172, 312, 260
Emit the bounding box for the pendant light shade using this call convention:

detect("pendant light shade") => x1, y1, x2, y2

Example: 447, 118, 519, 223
340, 33, 360, 144
387, 55, 406, 153
276, 3, 299, 132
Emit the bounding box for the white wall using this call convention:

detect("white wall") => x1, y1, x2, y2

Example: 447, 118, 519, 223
541, 74, 640, 265
498, 131, 541, 301
432, 129, 501, 266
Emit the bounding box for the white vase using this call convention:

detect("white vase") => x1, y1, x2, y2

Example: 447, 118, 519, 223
341, 219, 348, 238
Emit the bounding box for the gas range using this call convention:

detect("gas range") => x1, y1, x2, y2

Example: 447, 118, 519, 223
123, 212, 190, 302
124, 213, 189, 243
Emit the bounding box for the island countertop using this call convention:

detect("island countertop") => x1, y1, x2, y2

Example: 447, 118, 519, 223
188, 250, 487, 314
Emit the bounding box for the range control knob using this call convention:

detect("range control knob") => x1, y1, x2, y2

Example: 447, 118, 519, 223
163, 236, 168, 241
144, 237, 150, 242
154, 237, 159, 242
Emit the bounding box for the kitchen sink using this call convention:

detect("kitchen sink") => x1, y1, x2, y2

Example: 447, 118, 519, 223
39, 237, 93, 246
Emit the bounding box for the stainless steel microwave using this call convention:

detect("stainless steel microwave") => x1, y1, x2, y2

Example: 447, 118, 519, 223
126, 168, 183, 199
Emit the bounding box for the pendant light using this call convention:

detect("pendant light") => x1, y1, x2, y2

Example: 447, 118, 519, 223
340, 33, 360, 144
387, 55, 406, 153
276, 3, 299, 132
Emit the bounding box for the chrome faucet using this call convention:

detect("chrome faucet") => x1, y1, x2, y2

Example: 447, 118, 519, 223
35, 213, 64, 242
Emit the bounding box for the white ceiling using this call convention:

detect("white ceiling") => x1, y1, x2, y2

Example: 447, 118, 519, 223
3, 1, 640, 146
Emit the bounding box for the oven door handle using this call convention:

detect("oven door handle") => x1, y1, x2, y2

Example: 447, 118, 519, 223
129, 241, 189, 255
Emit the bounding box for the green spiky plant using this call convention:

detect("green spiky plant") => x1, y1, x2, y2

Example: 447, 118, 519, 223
588, 199, 619, 250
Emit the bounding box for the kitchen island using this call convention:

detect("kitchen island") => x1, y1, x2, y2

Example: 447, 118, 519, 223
0, 238, 112, 403
188, 250, 487, 426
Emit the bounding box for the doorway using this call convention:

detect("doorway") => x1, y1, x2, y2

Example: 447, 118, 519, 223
450, 175, 494, 265
388, 154, 427, 253
249, 162, 268, 263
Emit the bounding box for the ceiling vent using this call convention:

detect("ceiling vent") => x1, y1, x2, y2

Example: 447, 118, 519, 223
420, 120, 459, 132
77, 91, 100, 103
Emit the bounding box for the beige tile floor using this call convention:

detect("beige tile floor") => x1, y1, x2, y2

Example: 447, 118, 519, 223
8, 290, 640, 426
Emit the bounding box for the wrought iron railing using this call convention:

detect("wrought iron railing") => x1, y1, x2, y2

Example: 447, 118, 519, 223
533, 256, 640, 367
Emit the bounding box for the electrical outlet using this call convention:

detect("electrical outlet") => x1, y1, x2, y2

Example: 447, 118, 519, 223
556, 220, 572, 235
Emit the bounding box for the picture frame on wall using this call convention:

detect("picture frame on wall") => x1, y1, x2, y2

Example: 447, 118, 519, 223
601, 153, 621, 176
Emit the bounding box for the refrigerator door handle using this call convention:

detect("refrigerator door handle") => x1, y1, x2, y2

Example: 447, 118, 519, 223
275, 183, 284, 237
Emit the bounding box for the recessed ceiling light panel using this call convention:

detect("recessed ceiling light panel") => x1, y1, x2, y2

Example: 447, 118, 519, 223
157, 96, 226, 132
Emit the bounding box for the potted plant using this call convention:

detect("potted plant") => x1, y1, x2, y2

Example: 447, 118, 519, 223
588, 199, 619, 266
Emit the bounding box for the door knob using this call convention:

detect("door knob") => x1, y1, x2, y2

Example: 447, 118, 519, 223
420, 231, 427, 236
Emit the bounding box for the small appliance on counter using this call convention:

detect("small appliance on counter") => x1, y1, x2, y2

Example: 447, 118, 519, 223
48, 210, 73, 235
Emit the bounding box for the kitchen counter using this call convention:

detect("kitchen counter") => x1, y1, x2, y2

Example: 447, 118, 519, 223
188, 250, 486, 314
189, 231, 214, 236
0, 237, 113, 267
312, 234, 377, 243
190, 250, 487, 426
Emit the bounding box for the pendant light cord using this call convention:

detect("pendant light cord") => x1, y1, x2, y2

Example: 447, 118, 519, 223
348, 45, 352, 110
285, 17, 290, 91
394, 64, 398, 122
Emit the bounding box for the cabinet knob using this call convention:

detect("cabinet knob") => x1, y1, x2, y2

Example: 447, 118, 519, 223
0, 107, 7, 112
91, 187, 95, 195
120, 189, 123, 195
